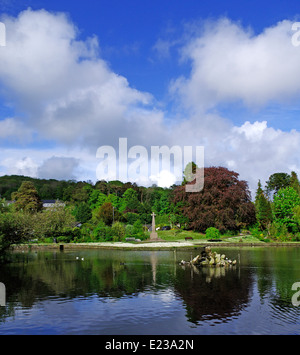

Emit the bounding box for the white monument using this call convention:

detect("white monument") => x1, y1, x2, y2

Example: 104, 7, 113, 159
150, 212, 158, 240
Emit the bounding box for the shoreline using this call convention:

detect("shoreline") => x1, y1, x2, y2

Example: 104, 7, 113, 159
12, 240, 300, 251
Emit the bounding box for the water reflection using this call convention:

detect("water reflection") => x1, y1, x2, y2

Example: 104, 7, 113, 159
175, 261, 251, 324
0, 247, 299, 334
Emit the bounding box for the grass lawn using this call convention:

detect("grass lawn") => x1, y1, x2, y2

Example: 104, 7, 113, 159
157, 229, 206, 241
222, 235, 264, 243
157, 229, 263, 243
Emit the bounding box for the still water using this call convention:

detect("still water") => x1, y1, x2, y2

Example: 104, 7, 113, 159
0, 247, 300, 335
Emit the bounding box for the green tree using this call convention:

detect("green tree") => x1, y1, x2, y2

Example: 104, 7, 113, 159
124, 212, 139, 225
105, 194, 120, 209
132, 220, 146, 239
255, 180, 264, 206
255, 180, 273, 230
73, 202, 92, 224
273, 187, 300, 232
293, 206, 300, 225
125, 224, 134, 237
71, 183, 91, 203
290, 171, 300, 195
133, 219, 143, 234
120, 188, 140, 213
95, 202, 114, 225
62, 184, 75, 201
33, 204, 77, 240
137, 201, 152, 224
0, 212, 33, 256
265, 173, 290, 198
111, 221, 125, 241
88, 190, 102, 209
159, 190, 171, 215
152, 189, 171, 215
12, 181, 43, 213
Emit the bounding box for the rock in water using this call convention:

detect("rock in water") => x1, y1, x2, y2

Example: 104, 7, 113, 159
192, 255, 200, 264
205, 246, 211, 255
180, 248, 238, 268
209, 257, 215, 265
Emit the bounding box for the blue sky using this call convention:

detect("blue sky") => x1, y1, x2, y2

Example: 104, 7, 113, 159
0, 0, 300, 194
3, 0, 299, 105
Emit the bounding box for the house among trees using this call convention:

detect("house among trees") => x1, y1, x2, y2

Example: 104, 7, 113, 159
42, 200, 65, 209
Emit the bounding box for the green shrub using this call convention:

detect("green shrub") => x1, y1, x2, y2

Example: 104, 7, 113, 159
93, 221, 107, 241
111, 221, 125, 242
125, 224, 134, 237
250, 225, 269, 241
132, 220, 148, 240
103, 227, 113, 242
268, 221, 292, 241
125, 212, 140, 225
205, 227, 221, 239
292, 232, 300, 242
43, 237, 53, 244
57, 236, 71, 243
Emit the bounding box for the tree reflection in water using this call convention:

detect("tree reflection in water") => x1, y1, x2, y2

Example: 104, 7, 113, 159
174, 262, 251, 324
0, 248, 300, 334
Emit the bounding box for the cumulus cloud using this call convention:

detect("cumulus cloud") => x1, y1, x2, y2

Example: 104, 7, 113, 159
233, 121, 269, 143
1, 156, 38, 177
0, 9, 165, 150
37, 156, 80, 180
167, 18, 300, 193
0, 147, 98, 182
150, 169, 177, 188
0, 117, 32, 142
0, 11, 300, 195
227, 121, 300, 193
170, 18, 300, 110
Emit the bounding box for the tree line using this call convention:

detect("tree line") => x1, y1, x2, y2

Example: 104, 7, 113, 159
254, 171, 300, 241
1, 166, 300, 256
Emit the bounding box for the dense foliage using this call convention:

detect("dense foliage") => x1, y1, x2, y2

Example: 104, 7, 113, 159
254, 171, 300, 241
12, 181, 43, 213
1, 165, 300, 256
205, 227, 221, 240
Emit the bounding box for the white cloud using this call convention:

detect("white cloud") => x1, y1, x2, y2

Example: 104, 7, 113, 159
226, 121, 300, 194
0, 147, 99, 182
167, 18, 300, 194
0, 9, 162, 150
171, 18, 300, 110
233, 121, 269, 143
1, 156, 38, 177
37, 156, 80, 180
0, 117, 32, 142
0, 11, 300, 196
150, 170, 177, 188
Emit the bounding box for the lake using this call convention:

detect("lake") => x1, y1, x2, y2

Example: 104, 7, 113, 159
0, 246, 300, 335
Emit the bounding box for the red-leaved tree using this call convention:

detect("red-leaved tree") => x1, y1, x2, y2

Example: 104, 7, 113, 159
172, 166, 256, 233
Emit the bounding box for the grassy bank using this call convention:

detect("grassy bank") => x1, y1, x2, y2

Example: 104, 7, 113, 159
157, 229, 263, 243
11, 229, 300, 252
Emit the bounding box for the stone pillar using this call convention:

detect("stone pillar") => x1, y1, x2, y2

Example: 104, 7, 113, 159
150, 212, 158, 240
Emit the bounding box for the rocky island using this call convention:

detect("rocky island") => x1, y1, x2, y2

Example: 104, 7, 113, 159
180, 246, 237, 267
